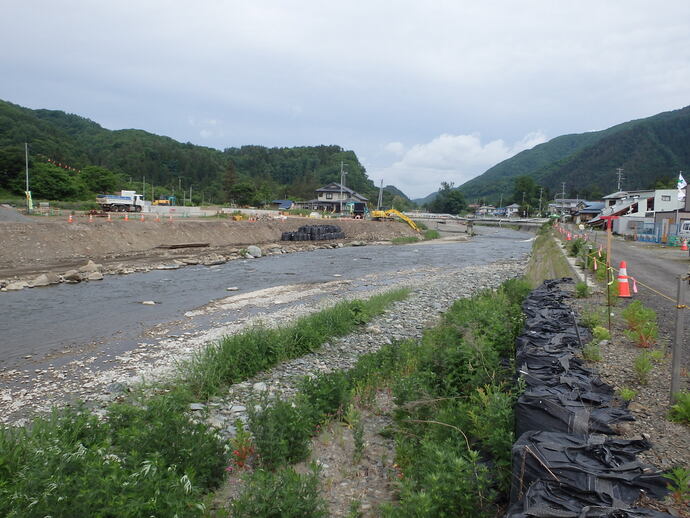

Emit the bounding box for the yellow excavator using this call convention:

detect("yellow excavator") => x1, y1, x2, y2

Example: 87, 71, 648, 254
370, 209, 420, 232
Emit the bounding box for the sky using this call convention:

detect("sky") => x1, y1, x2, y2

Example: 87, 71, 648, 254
2, 1, 689, 199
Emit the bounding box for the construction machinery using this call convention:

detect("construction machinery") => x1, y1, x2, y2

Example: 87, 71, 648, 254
370, 209, 420, 232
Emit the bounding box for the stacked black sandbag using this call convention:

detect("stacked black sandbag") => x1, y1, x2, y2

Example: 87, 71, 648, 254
280, 224, 345, 241
506, 279, 671, 518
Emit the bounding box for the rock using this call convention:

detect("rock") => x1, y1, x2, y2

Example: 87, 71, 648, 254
28, 274, 51, 287
5, 281, 27, 291
62, 270, 81, 283
350, 241, 366, 246
107, 382, 130, 394
246, 245, 262, 258
189, 403, 206, 411
79, 260, 101, 273
227, 286, 239, 291
230, 405, 246, 413
157, 264, 180, 270
85, 272, 104, 281
252, 382, 268, 392
142, 300, 156, 305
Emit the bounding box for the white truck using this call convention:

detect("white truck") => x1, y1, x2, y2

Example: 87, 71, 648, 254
96, 190, 145, 212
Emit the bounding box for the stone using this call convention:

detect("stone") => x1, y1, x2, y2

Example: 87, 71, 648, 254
189, 403, 205, 411
85, 272, 104, 281
79, 260, 101, 273
107, 382, 130, 394
62, 270, 81, 283
28, 274, 51, 287
5, 281, 27, 291
142, 300, 156, 305
246, 245, 262, 258
157, 264, 180, 270
252, 382, 268, 392
226, 286, 239, 291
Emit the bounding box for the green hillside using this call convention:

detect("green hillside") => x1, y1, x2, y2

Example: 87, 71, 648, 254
0, 99, 411, 207
458, 105, 690, 202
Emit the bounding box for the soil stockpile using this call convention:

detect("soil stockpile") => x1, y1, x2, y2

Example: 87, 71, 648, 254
0, 217, 419, 280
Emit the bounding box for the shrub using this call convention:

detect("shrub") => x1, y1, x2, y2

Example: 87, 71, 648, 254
575, 281, 589, 298
424, 229, 440, 240
669, 391, 690, 424
297, 371, 352, 427
618, 387, 637, 402
231, 466, 327, 518
248, 397, 312, 469
662, 466, 690, 505
582, 341, 602, 362
622, 301, 657, 331
592, 326, 610, 341
580, 309, 604, 329
634, 352, 654, 385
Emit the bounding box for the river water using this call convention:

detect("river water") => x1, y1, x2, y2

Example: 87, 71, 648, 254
0, 227, 533, 370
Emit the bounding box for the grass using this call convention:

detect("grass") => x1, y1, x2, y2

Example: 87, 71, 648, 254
181, 289, 409, 400
391, 236, 420, 244
525, 231, 574, 287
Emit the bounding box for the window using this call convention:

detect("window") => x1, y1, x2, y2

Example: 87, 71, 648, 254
325, 193, 332, 199
661, 195, 671, 201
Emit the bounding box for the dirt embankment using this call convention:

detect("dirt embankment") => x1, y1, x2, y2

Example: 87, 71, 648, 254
0, 216, 420, 281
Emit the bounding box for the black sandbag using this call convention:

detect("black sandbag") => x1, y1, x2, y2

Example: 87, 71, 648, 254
516, 386, 633, 436
510, 431, 668, 505
506, 480, 674, 518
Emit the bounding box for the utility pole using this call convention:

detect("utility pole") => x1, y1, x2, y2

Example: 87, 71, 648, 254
190, 185, 193, 206
377, 179, 383, 210
24, 142, 31, 213
339, 161, 347, 214
616, 168, 624, 191
561, 182, 566, 219
538, 187, 543, 216
522, 192, 526, 217
143, 176, 146, 200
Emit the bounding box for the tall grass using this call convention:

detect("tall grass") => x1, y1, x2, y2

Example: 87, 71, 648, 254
182, 289, 410, 400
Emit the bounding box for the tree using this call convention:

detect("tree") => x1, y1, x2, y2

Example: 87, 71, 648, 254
427, 182, 467, 214
15, 162, 87, 200
223, 160, 238, 203
80, 166, 124, 193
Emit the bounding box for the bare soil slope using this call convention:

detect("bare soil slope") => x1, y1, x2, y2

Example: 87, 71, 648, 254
0, 216, 419, 279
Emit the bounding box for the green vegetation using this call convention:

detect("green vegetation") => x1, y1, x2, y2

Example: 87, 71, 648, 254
182, 289, 409, 400
0, 99, 414, 208
622, 301, 659, 348
662, 467, 690, 505
0, 393, 224, 517
582, 341, 602, 362
524, 231, 573, 287
230, 466, 327, 518
592, 326, 610, 341
618, 387, 637, 402
669, 392, 690, 424
575, 281, 590, 298
633, 352, 654, 385
391, 236, 420, 244
426, 181, 467, 214
458, 105, 690, 202
423, 229, 440, 240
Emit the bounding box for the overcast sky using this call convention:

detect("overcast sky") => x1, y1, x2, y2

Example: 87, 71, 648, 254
2, 1, 689, 198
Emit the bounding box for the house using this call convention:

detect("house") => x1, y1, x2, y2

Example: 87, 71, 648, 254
296, 182, 368, 212
474, 205, 496, 216
573, 201, 604, 224
548, 198, 586, 216
505, 203, 521, 217
590, 189, 682, 236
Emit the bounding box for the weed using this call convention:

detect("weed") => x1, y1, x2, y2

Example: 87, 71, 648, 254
229, 419, 255, 471
344, 404, 365, 463
669, 391, 690, 424
582, 341, 602, 362
662, 467, 690, 505
424, 229, 440, 240
591, 326, 610, 341
625, 321, 658, 348
231, 465, 328, 518
248, 396, 311, 470
575, 281, 589, 298
347, 500, 364, 518
634, 352, 654, 385
580, 309, 604, 329
391, 236, 420, 244
618, 387, 637, 402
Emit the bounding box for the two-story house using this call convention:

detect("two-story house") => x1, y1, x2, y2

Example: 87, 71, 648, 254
298, 182, 369, 212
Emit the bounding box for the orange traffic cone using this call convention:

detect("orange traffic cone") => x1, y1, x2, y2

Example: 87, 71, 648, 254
140, 213, 145, 222
124, 213, 129, 221
566, 232, 572, 241
617, 261, 632, 298
155, 214, 160, 222
682, 239, 688, 251
89, 214, 93, 223
68, 214, 73, 223
169, 215, 173, 222
107, 213, 111, 221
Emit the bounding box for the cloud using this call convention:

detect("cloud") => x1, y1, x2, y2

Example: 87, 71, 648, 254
384, 142, 405, 156
377, 132, 548, 199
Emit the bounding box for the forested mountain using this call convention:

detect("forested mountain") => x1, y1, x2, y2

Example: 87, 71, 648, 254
0, 99, 412, 207
458, 105, 690, 203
